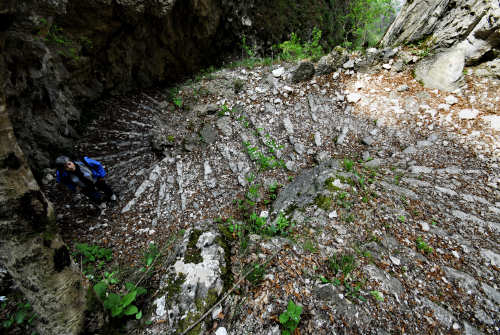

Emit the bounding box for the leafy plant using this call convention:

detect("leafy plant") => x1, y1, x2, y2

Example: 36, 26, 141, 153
278, 27, 324, 61
74, 243, 113, 264
173, 96, 183, 108
342, 158, 355, 172
329, 253, 356, 277
1, 299, 36, 331
416, 236, 433, 254
140, 243, 159, 272
94, 278, 146, 319
247, 264, 265, 285
344, 282, 366, 302
279, 300, 303, 335
370, 290, 384, 302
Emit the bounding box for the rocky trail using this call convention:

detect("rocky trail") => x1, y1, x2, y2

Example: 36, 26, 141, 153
43, 49, 499, 334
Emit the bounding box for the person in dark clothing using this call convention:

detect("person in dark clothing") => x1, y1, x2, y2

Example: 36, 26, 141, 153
55, 156, 117, 208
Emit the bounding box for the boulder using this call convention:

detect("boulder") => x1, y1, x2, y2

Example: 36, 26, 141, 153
315, 48, 349, 75
414, 48, 465, 92
291, 61, 315, 83
381, 0, 499, 76
150, 227, 227, 335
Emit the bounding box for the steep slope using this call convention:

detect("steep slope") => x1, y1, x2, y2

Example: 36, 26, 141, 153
44, 49, 499, 333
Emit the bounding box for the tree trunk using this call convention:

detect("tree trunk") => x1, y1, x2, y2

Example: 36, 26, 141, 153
0, 87, 88, 334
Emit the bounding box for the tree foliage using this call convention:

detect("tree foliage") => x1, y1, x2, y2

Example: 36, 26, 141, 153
341, 0, 395, 48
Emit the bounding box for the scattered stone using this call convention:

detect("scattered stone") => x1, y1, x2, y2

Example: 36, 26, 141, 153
283, 117, 294, 134
291, 62, 315, 83
390, 256, 401, 266
438, 103, 450, 111
458, 109, 479, 119
343, 59, 355, 69
294, 143, 305, 155
397, 84, 409, 92
215, 327, 228, 335
362, 136, 375, 146
336, 126, 349, 145
315, 151, 329, 163
216, 117, 233, 137
382, 63, 392, 70
272, 67, 285, 77
364, 158, 382, 168
419, 221, 430, 231
314, 132, 322, 146
200, 124, 218, 144
393, 60, 404, 72
479, 249, 500, 267
409, 166, 433, 174
445, 95, 459, 105
347, 93, 361, 103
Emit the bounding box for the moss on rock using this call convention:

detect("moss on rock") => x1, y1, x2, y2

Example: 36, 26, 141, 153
184, 229, 203, 264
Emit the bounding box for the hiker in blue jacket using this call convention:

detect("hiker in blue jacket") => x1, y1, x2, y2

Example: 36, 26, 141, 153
55, 156, 117, 208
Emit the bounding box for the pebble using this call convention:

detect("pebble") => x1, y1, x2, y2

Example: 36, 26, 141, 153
390, 256, 401, 266
272, 67, 285, 77
419, 221, 430, 231
362, 136, 375, 146
397, 85, 409, 92
458, 109, 479, 119
445, 95, 458, 105
347, 93, 361, 103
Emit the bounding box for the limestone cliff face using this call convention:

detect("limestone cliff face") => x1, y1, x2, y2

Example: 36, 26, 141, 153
0, 90, 87, 334
380, 0, 499, 64
0, 0, 348, 176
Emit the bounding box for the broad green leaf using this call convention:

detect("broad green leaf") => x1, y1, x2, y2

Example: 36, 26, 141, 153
15, 310, 26, 324
136, 311, 143, 319
136, 287, 147, 296
111, 305, 123, 317
103, 293, 121, 310
93, 282, 107, 300
124, 305, 138, 316
125, 282, 135, 291
121, 291, 137, 307
279, 312, 289, 324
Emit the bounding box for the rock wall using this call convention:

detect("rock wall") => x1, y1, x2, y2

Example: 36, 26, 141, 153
0, 0, 350, 176
380, 0, 499, 64
380, 0, 499, 91
0, 89, 88, 334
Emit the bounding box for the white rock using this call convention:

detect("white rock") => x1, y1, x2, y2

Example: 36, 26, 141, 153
445, 95, 458, 105
215, 327, 228, 335
452, 251, 460, 259
272, 67, 285, 77
212, 306, 223, 320
458, 109, 479, 119
343, 59, 354, 69
481, 115, 500, 131
438, 103, 450, 111
314, 132, 322, 146
329, 210, 338, 218
260, 210, 269, 218
382, 63, 392, 70
390, 256, 401, 266
347, 93, 361, 103
419, 221, 430, 231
